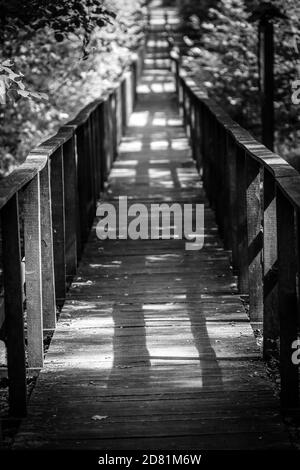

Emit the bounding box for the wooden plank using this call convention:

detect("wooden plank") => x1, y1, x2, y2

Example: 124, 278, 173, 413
1, 194, 27, 416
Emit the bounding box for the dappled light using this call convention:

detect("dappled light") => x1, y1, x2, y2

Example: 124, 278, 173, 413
119, 140, 143, 152
128, 111, 150, 128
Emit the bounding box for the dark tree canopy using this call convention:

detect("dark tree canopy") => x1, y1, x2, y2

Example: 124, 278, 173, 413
0, 0, 116, 46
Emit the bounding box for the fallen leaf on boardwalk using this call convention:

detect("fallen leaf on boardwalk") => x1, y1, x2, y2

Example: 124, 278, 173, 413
92, 415, 108, 421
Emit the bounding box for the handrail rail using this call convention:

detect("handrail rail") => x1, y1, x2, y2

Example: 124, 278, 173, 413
0, 41, 146, 417
172, 54, 300, 411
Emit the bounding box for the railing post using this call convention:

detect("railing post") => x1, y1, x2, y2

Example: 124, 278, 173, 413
1, 194, 27, 416
126, 71, 134, 122
63, 136, 78, 281
76, 126, 87, 247
245, 156, 263, 323
226, 134, 238, 271
99, 103, 108, 189
201, 102, 208, 189
263, 168, 279, 359
182, 85, 187, 133
108, 95, 114, 169
50, 147, 66, 308
221, 128, 231, 250
39, 160, 56, 329
103, 100, 111, 177
121, 79, 127, 134
87, 117, 96, 222
98, 107, 103, 191
236, 148, 249, 294
23, 173, 44, 368
214, 120, 225, 238
178, 76, 183, 116
116, 87, 123, 147
202, 106, 213, 203
111, 92, 118, 160
276, 188, 299, 409
94, 108, 102, 197
193, 100, 202, 173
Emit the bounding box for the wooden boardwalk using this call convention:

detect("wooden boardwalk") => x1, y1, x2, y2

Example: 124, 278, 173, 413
14, 9, 292, 450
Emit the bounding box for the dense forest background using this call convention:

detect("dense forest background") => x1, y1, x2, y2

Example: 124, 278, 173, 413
1, 0, 300, 176
176, 0, 300, 168
0, 0, 146, 177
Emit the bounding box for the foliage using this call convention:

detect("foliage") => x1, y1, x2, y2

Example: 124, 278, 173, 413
0, 0, 115, 45
179, 0, 300, 167
0, 0, 116, 103
0, 0, 146, 177
179, 0, 220, 26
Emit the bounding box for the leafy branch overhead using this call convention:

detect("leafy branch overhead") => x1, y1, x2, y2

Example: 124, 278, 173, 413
0, 0, 117, 102
0, 0, 146, 177
0, 0, 116, 44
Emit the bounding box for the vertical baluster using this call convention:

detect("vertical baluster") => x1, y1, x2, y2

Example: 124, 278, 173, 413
116, 87, 122, 147
99, 103, 107, 189
87, 117, 96, 225
63, 136, 77, 281
236, 148, 249, 294
1, 195, 27, 416
23, 174, 43, 368
226, 135, 238, 272
263, 169, 279, 359
246, 156, 263, 323
77, 125, 89, 245
95, 107, 102, 196
39, 160, 56, 329
277, 188, 299, 409
121, 79, 127, 134
222, 128, 231, 250
51, 147, 66, 308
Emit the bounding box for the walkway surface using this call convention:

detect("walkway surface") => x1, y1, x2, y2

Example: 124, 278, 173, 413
14, 4, 292, 450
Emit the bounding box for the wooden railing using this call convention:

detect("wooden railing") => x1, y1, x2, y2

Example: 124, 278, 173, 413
172, 55, 300, 411
0, 45, 145, 417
